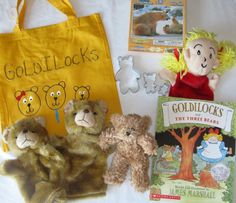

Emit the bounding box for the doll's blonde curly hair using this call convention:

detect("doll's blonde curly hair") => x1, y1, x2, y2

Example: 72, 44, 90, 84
161, 28, 236, 76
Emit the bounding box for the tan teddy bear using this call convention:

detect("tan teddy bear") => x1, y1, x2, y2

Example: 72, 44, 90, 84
99, 114, 157, 192
51, 99, 109, 198
0, 117, 66, 203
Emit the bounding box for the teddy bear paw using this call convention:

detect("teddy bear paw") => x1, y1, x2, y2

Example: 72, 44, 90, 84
134, 183, 149, 192
146, 147, 157, 156
103, 172, 126, 185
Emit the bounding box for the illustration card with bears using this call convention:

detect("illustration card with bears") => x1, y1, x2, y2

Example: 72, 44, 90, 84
129, 0, 186, 53
150, 96, 236, 203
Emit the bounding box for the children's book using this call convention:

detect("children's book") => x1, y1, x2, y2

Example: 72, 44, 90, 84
129, 0, 186, 53
150, 96, 236, 203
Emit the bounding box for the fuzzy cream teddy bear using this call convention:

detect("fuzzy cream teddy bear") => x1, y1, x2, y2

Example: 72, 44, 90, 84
0, 117, 66, 203
99, 114, 157, 192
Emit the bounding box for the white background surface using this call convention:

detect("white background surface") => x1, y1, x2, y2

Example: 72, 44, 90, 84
0, 0, 236, 203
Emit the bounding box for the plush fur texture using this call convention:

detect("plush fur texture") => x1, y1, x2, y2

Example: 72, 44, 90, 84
52, 99, 108, 198
99, 114, 157, 192
0, 118, 66, 203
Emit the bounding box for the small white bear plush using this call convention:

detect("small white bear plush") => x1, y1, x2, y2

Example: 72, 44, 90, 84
143, 73, 158, 94
116, 56, 140, 94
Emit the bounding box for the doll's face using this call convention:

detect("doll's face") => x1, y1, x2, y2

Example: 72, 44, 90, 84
209, 135, 218, 143
184, 38, 219, 76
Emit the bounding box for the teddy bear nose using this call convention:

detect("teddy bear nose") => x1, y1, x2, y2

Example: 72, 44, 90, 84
126, 131, 131, 136
54, 97, 58, 100
23, 129, 28, 133
84, 109, 89, 113
204, 57, 207, 62
27, 103, 31, 107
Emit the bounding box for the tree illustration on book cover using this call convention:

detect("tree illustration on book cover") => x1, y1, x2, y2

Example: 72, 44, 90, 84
150, 96, 236, 203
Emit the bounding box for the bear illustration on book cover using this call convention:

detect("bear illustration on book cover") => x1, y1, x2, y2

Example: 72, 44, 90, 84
150, 96, 236, 203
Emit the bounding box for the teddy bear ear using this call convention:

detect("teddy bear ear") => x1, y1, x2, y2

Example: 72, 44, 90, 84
2, 127, 11, 144
98, 100, 108, 114
118, 56, 123, 62
14, 90, 22, 99
30, 86, 38, 93
73, 86, 79, 92
141, 116, 152, 130
43, 85, 50, 93
127, 55, 133, 62
59, 81, 66, 89
33, 117, 46, 128
64, 99, 77, 113
86, 85, 90, 91
110, 114, 124, 126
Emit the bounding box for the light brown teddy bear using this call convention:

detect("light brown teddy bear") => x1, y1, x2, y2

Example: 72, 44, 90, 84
0, 117, 66, 203
99, 114, 157, 192
52, 99, 109, 198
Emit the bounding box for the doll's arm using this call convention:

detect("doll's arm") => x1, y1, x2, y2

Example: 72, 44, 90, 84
208, 73, 220, 91
219, 141, 228, 150
159, 69, 177, 85
137, 133, 158, 156
99, 127, 119, 151
197, 140, 208, 149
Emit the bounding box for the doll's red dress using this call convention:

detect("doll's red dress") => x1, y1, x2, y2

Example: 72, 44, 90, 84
169, 72, 214, 101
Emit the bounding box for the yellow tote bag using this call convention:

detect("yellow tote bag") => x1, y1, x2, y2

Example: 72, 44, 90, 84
0, 0, 121, 150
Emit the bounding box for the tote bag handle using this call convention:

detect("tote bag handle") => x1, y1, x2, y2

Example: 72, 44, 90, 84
14, 0, 77, 31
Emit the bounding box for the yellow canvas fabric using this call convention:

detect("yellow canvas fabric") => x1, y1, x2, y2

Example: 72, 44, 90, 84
0, 0, 121, 150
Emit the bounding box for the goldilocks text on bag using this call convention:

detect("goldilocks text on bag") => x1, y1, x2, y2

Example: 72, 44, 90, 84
4, 48, 99, 80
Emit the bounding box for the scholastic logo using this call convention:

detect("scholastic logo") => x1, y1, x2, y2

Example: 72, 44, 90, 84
150, 193, 181, 200
162, 101, 234, 132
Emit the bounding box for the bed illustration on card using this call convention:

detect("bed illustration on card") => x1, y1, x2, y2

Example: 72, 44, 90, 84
150, 96, 236, 203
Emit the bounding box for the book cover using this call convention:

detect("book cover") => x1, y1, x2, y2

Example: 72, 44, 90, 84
150, 96, 236, 203
129, 0, 186, 53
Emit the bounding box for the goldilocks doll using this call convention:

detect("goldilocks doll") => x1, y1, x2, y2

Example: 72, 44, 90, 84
159, 28, 236, 100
